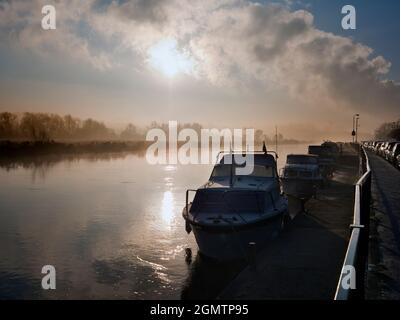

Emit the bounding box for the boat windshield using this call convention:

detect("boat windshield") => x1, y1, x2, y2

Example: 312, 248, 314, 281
211, 164, 275, 178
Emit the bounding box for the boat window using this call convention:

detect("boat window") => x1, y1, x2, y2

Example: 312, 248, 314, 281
287, 156, 318, 165
211, 164, 231, 178
237, 165, 274, 177
211, 164, 274, 178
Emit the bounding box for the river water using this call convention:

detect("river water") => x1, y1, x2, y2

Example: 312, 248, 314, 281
0, 143, 311, 299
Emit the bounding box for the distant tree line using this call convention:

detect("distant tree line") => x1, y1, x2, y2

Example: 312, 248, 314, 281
0, 111, 303, 144
0, 112, 143, 141
375, 119, 400, 140
0, 112, 210, 142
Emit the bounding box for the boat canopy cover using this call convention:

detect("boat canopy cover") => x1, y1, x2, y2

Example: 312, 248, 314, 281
190, 189, 266, 214
219, 154, 276, 168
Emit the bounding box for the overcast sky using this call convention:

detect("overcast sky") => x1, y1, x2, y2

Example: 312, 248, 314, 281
0, 0, 399, 140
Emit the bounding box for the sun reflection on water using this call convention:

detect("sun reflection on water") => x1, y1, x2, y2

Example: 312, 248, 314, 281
164, 165, 177, 172
161, 191, 174, 225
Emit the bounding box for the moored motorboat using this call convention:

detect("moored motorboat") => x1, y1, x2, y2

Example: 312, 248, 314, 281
308, 145, 336, 179
280, 154, 323, 200
182, 150, 289, 261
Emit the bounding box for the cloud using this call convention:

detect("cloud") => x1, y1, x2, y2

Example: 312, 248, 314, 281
183, 1, 400, 114
1, 0, 399, 116
0, 0, 113, 70
293, 33, 398, 111
106, 0, 170, 25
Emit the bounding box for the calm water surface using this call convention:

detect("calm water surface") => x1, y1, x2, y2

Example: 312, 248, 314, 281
0, 144, 311, 299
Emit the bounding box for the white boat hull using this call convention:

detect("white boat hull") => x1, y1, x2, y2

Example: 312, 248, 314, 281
189, 213, 284, 260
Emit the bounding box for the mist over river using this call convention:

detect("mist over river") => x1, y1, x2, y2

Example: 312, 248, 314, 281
0, 143, 312, 299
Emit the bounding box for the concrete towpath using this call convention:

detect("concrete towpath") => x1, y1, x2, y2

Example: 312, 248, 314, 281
366, 151, 400, 300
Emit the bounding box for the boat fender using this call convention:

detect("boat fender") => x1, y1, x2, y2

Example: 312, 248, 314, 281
185, 220, 192, 234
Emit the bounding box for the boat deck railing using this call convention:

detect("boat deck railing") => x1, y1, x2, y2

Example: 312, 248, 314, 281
215, 150, 278, 163
185, 189, 198, 216
334, 146, 371, 300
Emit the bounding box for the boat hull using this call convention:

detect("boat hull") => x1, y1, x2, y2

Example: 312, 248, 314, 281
189, 212, 285, 261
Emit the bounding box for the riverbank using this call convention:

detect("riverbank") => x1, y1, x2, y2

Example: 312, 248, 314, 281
0, 141, 313, 158
0, 140, 147, 157
219, 144, 359, 299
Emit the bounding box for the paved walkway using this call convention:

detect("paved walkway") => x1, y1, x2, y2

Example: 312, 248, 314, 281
367, 152, 400, 299
219, 145, 359, 299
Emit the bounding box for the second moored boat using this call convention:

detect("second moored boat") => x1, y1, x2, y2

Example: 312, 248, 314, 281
280, 154, 323, 200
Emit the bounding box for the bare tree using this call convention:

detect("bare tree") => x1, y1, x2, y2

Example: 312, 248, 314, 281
0, 112, 18, 139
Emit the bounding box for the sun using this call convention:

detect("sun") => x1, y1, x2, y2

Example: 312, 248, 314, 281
148, 39, 194, 78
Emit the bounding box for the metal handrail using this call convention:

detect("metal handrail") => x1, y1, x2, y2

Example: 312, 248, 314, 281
335, 228, 361, 300
334, 146, 371, 300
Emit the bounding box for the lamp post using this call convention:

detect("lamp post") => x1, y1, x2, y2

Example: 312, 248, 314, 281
352, 114, 360, 143
355, 116, 360, 143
